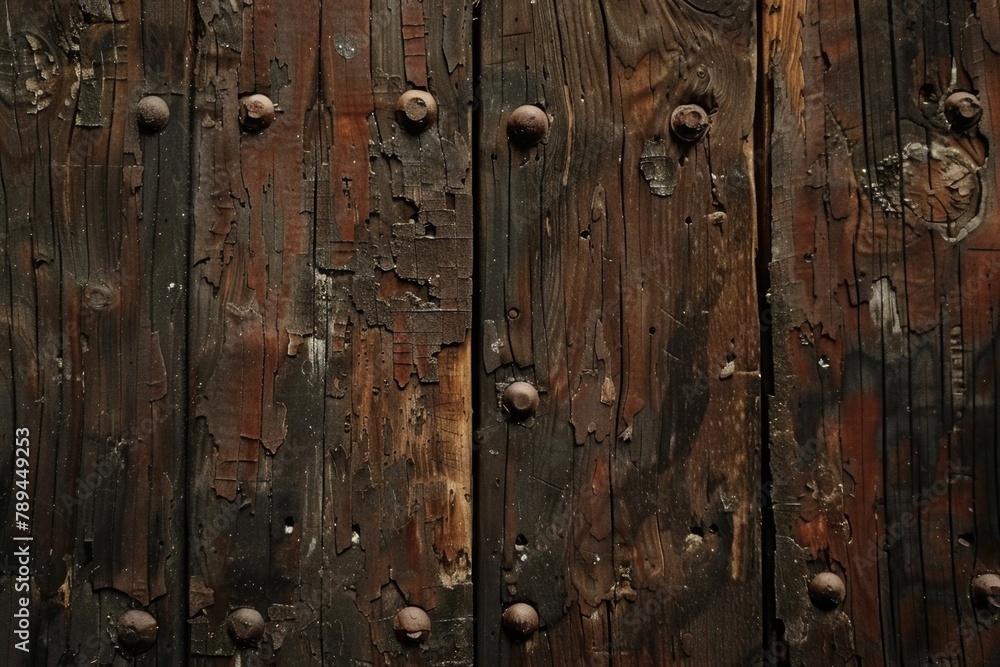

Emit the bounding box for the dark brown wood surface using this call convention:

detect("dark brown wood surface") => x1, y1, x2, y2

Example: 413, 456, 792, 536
767, 0, 1000, 664
474, 1, 761, 664
0, 1, 193, 664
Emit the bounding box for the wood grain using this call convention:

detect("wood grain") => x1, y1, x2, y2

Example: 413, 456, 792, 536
0, 0, 192, 663
187, 0, 473, 663
768, 0, 1000, 663
475, 1, 761, 664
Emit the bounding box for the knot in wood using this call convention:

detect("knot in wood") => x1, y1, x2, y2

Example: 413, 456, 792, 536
116, 610, 158, 653
394, 606, 431, 644
227, 608, 266, 645
239, 94, 276, 132
501, 602, 539, 640
501, 381, 540, 420
670, 104, 710, 142
136, 96, 170, 133
507, 105, 549, 146
808, 572, 846, 611
944, 91, 982, 130
972, 573, 1000, 611
395, 90, 438, 133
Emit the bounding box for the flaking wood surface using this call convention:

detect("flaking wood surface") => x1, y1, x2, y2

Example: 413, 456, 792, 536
187, 0, 473, 664
475, 1, 761, 664
767, 0, 1000, 664
0, 1, 192, 664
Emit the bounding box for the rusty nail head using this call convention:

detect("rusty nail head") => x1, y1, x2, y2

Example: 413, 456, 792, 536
136, 96, 170, 134
944, 91, 982, 130
670, 104, 710, 142
808, 572, 846, 611
394, 606, 431, 644
396, 90, 438, 133
972, 573, 1000, 610
227, 608, 266, 645
507, 105, 549, 146
116, 609, 158, 653
502, 381, 540, 420
502, 602, 539, 640
239, 94, 276, 132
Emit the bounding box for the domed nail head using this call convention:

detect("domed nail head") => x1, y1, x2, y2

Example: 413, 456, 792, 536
227, 608, 266, 646
239, 94, 276, 132
972, 573, 1000, 611
670, 104, 710, 143
396, 90, 438, 133
116, 610, 158, 654
136, 96, 170, 134
808, 572, 846, 611
507, 105, 549, 146
944, 91, 982, 130
502, 602, 539, 640
501, 381, 540, 420
394, 606, 431, 644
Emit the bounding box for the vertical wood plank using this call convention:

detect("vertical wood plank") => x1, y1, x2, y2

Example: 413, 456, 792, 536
475, 1, 761, 664
0, 0, 193, 663
768, 0, 1000, 663
188, 0, 473, 663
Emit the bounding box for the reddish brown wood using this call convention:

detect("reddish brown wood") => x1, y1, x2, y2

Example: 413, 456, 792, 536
187, 0, 474, 663
767, 0, 1000, 663
475, 1, 762, 664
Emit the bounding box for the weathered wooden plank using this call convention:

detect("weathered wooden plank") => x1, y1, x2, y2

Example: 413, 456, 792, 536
0, 0, 192, 663
475, 1, 761, 664
768, 0, 1000, 663
188, 0, 473, 663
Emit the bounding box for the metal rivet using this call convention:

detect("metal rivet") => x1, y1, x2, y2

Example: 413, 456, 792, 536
136, 96, 170, 134
396, 90, 438, 133
239, 94, 276, 132
507, 307, 520, 320
670, 104, 710, 143
227, 608, 266, 646
394, 606, 431, 644
502, 602, 539, 640
944, 91, 982, 130
507, 105, 549, 146
116, 610, 158, 654
501, 381, 540, 420
972, 573, 1000, 610
808, 572, 846, 611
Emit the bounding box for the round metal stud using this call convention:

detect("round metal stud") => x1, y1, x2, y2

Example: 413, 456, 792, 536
507, 105, 549, 146
501, 381, 540, 420
239, 94, 276, 133
972, 573, 1000, 611
227, 608, 266, 646
396, 90, 438, 133
808, 572, 846, 611
136, 96, 170, 134
670, 104, 710, 143
944, 91, 982, 130
502, 602, 539, 640
394, 606, 431, 644
116, 609, 158, 654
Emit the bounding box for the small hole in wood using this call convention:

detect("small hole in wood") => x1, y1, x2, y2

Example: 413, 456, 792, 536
514, 534, 528, 551
580, 229, 591, 239
690, 526, 704, 537
649, 327, 656, 335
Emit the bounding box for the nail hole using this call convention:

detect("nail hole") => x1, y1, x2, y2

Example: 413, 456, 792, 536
580, 229, 591, 239
959, 533, 975, 547
649, 326, 656, 335
684, 216, 693, 225
709, 523, 719, 534
690, 526, 704, 537
804, 252, 814, 262
514, 534, 528, 551
284, 516, 295, 534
